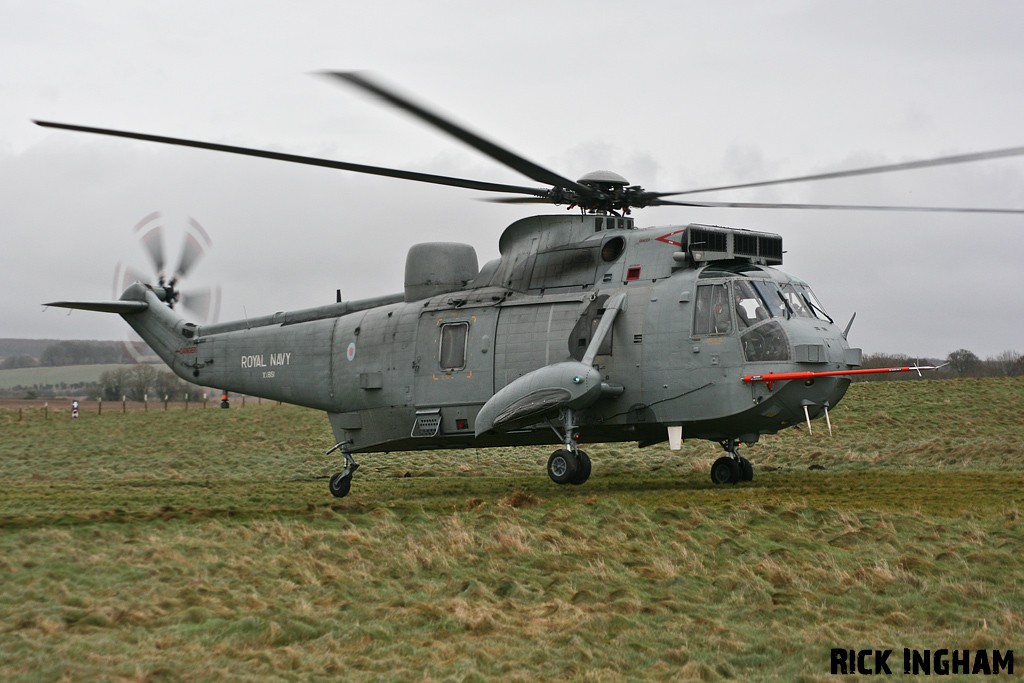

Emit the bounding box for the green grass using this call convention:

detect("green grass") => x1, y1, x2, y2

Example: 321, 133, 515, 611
0, 364, 141, 390
1, 378, 1022, 681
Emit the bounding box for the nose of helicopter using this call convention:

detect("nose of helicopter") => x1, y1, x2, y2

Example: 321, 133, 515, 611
760, 373, 852, 431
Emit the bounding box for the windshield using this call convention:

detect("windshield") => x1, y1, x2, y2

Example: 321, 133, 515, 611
779, 282, 831, 321
749, 281, 787, 319
779, 283, 815, 318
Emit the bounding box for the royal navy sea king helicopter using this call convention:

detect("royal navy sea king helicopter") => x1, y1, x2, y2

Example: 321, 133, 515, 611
37, 73, 1024, 497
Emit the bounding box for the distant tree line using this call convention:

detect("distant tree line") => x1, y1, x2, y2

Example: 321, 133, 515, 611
98, 367, 197, 402
859, 349, 1024, 380
0, 365, 197, 401
0, 341, 131, 368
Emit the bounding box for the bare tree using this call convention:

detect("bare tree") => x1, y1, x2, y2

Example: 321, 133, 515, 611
990, 349, 1023, 377
153, 371, 193, 401
946, 348, 980, 377
99, 367, 132, 401
127, 364, 160, 401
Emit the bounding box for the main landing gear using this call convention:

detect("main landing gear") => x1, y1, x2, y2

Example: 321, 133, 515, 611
711, 440, 753, 485
327, 441, 360, 498
546, 408, 592, 486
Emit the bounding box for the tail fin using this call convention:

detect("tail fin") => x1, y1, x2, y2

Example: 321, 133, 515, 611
45, 283, 197, 379
45, 300, 148, 314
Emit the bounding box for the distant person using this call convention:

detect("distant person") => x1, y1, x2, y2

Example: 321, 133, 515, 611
71, 400, 79, 419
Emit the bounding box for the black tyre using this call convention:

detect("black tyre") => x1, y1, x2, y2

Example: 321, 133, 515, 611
739, 456, 753, 482
547, 449, 578, 485
710, 456, 740, 484
570, 450, 591, 485
329, 472, 352, 498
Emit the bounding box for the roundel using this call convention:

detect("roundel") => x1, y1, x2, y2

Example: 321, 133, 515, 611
346, 342, 356, 361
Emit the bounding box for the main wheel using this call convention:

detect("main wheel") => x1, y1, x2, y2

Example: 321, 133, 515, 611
710, 456, 740, 484
547, 449, 578, 485
739, 456, 753, 482
329, 472, 352, 498
570, 450, 591, 485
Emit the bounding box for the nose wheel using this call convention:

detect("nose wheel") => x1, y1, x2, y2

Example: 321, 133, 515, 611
545, 408, 592, 486
711, 440, 753, 485
547, 448, 591, 485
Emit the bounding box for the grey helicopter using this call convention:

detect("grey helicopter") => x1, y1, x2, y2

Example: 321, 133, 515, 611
37, 72, 1024, 497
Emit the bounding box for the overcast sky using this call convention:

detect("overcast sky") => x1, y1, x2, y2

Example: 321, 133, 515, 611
2, 0, 1023, 359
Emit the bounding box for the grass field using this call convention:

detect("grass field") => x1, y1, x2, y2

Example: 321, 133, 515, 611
1, 378, 1022, 681
0, 364, 139, 391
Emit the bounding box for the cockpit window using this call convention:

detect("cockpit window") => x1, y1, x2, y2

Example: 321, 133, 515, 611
778, 283, 831, 321
733, 280, 770, 328
779, 282, 815, 318
799, 284, 832, 322
742, 321, 790, 362
750, 281, 788, 319
693, 283, 732, 335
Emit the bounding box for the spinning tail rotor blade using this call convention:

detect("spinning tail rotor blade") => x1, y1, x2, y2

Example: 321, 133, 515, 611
175, 234, 204, 279
134, 221, 165, 275
123, 266, 152, 288
175, 218, 212, 279
181, 286, 220, 321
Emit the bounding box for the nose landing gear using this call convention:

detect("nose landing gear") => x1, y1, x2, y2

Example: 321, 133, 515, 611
547, 448, 591, 485
711, 440, 753, 485
545, 408, 592, 486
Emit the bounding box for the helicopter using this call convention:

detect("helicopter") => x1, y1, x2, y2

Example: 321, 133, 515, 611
37, 72, 1024, 498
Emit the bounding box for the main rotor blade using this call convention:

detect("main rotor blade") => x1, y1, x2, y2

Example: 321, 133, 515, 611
324, 71, 593, 196
660, 145, 1024, 197
33, 120, 551, 197
481, 196, 557, 204
648, 198, 1024, 214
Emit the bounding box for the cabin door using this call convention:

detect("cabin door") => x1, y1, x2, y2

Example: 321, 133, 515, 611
413, 307, 498, 408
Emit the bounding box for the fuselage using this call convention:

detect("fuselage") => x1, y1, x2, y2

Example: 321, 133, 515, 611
124, 214, 862, 453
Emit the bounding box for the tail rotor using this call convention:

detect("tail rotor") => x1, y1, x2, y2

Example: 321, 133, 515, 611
115, 212, 221, 362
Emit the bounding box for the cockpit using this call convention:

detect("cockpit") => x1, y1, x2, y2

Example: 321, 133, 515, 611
691, 263, 833, 363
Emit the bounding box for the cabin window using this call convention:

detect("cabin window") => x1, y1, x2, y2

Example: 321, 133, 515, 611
439, 322, 469, 371
693, 284, 732, 335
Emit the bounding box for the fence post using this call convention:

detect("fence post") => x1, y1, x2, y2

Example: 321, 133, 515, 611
203, 393, 207, 409
185, 393, 189, 411
164, 395, 168, 411
98, 398, 102, 415
44, 402, 48, 420
122, 396, 126, 414
144, 393, 148, 412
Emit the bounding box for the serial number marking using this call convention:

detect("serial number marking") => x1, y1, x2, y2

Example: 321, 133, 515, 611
263, 371, 275, 379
